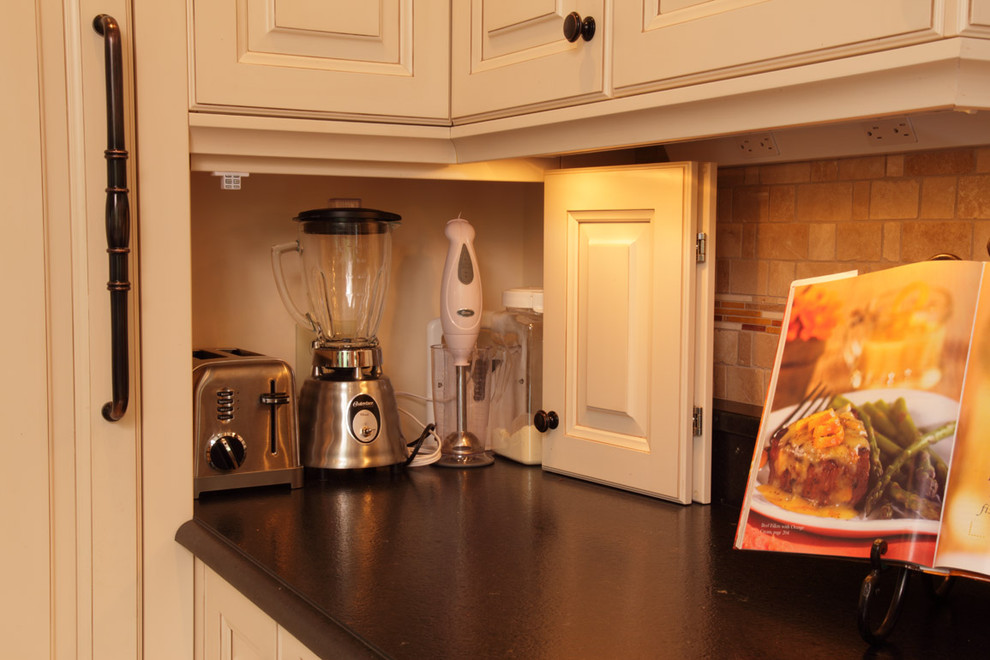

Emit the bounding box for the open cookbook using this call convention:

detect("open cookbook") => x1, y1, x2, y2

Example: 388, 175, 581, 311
734, 259, 990, 579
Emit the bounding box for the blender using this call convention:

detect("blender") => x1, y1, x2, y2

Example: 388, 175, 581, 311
272, 205, 407, 470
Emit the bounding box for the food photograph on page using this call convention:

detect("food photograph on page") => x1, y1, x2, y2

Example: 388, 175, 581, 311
734, 260, 987, 571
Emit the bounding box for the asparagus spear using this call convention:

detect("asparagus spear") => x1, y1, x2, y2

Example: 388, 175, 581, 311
889, 482, 942, 520
863, 422, 956, 515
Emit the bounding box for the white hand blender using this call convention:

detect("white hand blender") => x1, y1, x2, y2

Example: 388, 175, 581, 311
437, 217, 492, 467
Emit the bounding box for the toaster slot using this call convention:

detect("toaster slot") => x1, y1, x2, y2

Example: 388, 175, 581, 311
260, 379, 290, 455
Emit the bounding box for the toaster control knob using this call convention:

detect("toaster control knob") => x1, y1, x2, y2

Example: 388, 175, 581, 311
207, 433, 246, 471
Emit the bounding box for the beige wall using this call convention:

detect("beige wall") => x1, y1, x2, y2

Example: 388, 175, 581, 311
714, 146, 990, 408
190, 172, 544, 429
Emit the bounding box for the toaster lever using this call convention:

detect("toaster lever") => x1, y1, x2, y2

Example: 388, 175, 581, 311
260, 392, 290, 405
260, 387, 290, 455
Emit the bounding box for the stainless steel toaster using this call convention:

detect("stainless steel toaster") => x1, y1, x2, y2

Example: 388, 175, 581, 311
193, 348, 304, 497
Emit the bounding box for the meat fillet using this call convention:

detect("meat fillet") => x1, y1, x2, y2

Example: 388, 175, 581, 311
767, 406, 871, 508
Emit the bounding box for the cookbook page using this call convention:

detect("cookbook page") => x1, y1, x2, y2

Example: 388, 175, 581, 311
934, 263, 990, 577
735, 261, 982, 568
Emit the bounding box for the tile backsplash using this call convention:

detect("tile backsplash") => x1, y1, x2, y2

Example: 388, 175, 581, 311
714, 146, 990, 408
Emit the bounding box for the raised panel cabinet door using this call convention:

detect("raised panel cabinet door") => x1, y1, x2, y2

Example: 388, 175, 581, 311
452, 0, 606, 120
202, 564, 278, 660
613, 0, 940, 93
542, 163, 713, 503
278, 628, 321, 660
192, 0, 449, 121
969, 0, 990, 31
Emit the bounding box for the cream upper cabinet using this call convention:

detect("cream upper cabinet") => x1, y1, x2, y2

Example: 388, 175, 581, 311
451, 0, 606, 120
190, 0, 449, 122
969, 0, 990, 30
612, 0, 941, 94
541, 163, 715, 504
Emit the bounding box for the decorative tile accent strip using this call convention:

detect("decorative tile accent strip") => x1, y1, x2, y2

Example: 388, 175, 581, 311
715, 296, 783, 335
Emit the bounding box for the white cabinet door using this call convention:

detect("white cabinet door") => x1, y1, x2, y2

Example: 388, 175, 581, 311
612, 0, 940, 93
542, 163, 715, 504
451, 0, 606, 120
191, 0, 449, 122
4, 0, 143, 656
200, 563, 278, 660
196, 561, 320, 660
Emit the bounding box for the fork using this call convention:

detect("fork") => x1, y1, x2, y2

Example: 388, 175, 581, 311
770, 382, 833, 441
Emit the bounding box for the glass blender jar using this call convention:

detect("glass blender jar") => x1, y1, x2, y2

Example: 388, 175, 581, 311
272, 205, 407, 470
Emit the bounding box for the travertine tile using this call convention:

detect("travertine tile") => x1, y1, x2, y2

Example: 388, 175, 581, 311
716, 187, 734, 222
757, 223, 810, 260
714, 329, 739, 365
742, 223, 758, 259
852, 181, 871, 219
713, 365, 727, 400
729, 259, 760, 295
869, 179, 919, 219
724, 365, 766, 406
808, 223, 836, 260
920, 176, 957, 218
737, 331, 752, 366
753, 332, 782, 370
835, 221, 882, 261
839, 156, 885, 180
755, 261, 769, 296
886, 154, 904, 177
716, 258, 731, 293
905, 149, 975, 176
901, 221, 973, 262
769, 186, 795, 222
795, 261, 849, 280
715, 222, 743, 259
767, 260, 797, 298
811, 160, 838, 182
974, 220, 990, 260
732, 186, 769, 223
796, 182, 853, 221
714, 147, 988, 408
976, 147, 990, 173
718, 167, 746, 188
957, 174, 990, 218
882, 222, 901, 262
760, 162, 811, 184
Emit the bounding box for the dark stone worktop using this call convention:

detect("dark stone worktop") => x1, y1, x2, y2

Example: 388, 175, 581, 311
177, 459, 990, 659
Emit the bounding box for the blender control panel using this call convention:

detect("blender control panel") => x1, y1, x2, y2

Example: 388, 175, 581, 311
348, 393, 382, 443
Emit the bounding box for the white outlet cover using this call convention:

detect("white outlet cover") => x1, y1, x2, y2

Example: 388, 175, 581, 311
735, 134, 780, 158
862, 117, 917, 144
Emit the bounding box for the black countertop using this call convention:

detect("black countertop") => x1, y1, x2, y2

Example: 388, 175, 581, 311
178, 459, 990, 659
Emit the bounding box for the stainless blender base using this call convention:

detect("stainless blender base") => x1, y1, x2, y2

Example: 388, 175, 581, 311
299, 376, 407, 470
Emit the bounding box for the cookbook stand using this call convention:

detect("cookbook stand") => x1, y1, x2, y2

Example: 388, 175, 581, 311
857, 538, 955, 645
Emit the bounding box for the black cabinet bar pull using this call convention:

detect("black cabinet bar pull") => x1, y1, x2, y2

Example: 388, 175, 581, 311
93, 14, 130, 422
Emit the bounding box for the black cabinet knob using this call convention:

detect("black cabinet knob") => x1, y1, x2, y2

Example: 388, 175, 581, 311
534, 410, 559, 433
563, 12, 596, 43
207, 434, 246, 471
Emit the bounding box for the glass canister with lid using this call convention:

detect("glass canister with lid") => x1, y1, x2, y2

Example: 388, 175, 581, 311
489, 287, 544, 464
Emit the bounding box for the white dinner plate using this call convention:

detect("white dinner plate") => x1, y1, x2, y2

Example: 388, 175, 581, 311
749, 388, 959, 538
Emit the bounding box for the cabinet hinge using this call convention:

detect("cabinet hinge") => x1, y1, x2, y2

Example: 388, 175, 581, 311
696, 232, 707, 263
692, 406, 703, 437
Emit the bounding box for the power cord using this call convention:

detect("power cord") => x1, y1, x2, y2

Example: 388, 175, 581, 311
396, 392, 442, 466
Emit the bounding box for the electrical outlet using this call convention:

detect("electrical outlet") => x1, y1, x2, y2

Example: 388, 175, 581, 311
735, 134, 779, 158
862, 118, 917, 144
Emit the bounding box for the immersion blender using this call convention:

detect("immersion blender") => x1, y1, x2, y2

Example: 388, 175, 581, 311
437, 217, 492, 467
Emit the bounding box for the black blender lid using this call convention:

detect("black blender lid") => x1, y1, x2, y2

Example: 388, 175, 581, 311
294, 207, 400, 222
